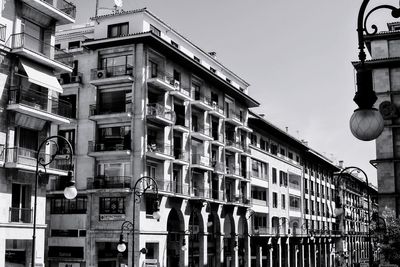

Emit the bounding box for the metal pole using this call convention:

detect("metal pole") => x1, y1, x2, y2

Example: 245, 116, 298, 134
132, 187, 136, 267
31, 158, 39, 267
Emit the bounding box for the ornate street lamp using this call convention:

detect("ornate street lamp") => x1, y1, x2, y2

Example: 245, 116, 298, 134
32, 136, 76, 267
350, 1, 400, 141
334, 166, 373, 266
116, 176, 160, 267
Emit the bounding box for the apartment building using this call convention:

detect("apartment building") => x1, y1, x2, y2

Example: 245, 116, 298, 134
50, 8, 259, 267
248, 112, 339, 267
333, 166, 378, 267
0, 0, 76, 266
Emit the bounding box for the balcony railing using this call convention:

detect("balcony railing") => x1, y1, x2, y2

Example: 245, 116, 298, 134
89, 103, 131, 116
225, 140, 243, 150
87, 176, 131, 189
192, 154, 211, 167
174, 149, 189, 161
43, 0, 77, 19
192, 187, 211, 198
8, 33, 73, 67
251, 198, 268, 206
150, 70, 174, 84
90, 64, 133, 80
6, 147, 70, 170
88, 141, 130, 152
147, 143, 172, 156
147, 103, 175, 122
226, 166, 243, 177
289, 182, 300, 190
8, 87, 72, 118
9, 207, 32, 223
157, 179, 190, 195
193, 92, 212, 106
192, 124, 211, 136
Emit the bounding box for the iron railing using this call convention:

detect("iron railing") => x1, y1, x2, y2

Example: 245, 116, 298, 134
88, 141, 130, 152
8, 86, 72, 118
149, 69, 174, 84
192, 154, 211, 167
193, 92, 212, 106
58, 73, 82, 85
192, 124, 211, 136
174, 149, 189, 161
156, 179, 190, 195
90, 64, 134, 80
147, 143, 173, 156
147, 103, 176, 122
7, 33, 73, 67
89, 103, 131, 116
225, 140, 243, 150
42, 0, 77, 19
87, 176, 131, 189
6, 147, 70, 170
9, 207, 32, 223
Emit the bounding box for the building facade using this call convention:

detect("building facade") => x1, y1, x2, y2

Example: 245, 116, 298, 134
0, 0, 76, 266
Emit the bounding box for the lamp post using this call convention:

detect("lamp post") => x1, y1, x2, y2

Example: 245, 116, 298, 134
32, 135, 77, 267
334, 166, 373, 267
350, 1, 400, 141
117, 176, 160, 267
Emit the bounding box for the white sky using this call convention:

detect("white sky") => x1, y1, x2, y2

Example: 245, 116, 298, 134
69, 0, 400, 186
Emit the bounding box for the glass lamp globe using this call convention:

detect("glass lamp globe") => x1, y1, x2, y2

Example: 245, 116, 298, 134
117, 242, 127, 253
64, 185, 77, 199
153, 210, 161, 220
349, 108, 384, 141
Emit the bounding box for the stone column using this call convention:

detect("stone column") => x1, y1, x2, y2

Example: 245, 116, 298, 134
278, 237, 282, 267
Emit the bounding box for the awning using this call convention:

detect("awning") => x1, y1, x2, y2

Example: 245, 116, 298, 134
20, 59, 63, 93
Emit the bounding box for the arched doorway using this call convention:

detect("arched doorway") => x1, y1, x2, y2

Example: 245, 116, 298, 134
167, 208, 184, 267
223, 214, 235, 267
189, 210, 204, 267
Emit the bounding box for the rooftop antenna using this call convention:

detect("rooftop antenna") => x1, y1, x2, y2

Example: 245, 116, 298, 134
95, 0, 123, 17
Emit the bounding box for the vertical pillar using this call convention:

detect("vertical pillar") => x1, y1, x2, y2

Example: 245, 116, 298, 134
219, 235, 224, 267
269, 238, 273, 267
278, 237, 282, 267
234, 235, 239, 267
308, 240, 312, 267
203, 234, 208, 267
287, 237, 290, 267
246, 235, 251, 267
256, 245, 262, 267
300, 240, 305, 267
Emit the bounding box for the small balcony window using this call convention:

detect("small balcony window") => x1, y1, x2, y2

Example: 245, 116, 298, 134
108, 22, 129, 38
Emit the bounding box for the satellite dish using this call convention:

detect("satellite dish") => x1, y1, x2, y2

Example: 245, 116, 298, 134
114, 0, 123, 8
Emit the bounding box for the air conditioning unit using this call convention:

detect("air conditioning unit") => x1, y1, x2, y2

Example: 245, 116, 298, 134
96, 70, 106, 79
173, 80, 180, 88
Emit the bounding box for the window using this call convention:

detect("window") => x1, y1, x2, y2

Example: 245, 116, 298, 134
171, 40, 179, 48
279, 171, 288, 187
108, 22, 129, 37
173, 69, 181, 82
68, 41, 80, 50
99, 197, 124, 214
50, 197, 87, 214
281, 194, 286, 209
145, 242, 159, 260
58, 129, 76, 151
101, 54, 133, 70
260, 139, 268, 151
272, 192, 278, 208
288, 152, 293, 160
147, 165, 156, 178
250, 134, 257, 146
280, 147, 286, 156
150, 25, 161, 36
304, 198, 308, 213
11, 183, 31, 223
193, 56, 200, 63
55, 43, 61, 49
251, 160, 267, 179
289, 195, 300, 210
272, 168, 277, 184
270, 143, 278, 155
210, 67, 216, 73
296, 155, 300, 163
149, 60, 158, 78
59, 94, 77, 119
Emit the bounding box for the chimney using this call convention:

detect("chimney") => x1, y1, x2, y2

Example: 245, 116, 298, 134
209, 51, 217, 59
338, 160, 344, 168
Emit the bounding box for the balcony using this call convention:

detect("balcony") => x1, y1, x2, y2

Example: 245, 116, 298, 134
9, 207, 32, 223
58, 72, 83, 86
213, 162, 225, 175
7, 87, 72, 124
87, 176, 131, 191
209, 102, 225, 118
88, 141, 131, 158
192, 187, 211, 199
191, 125, 213, 141
5, 146, 70, 175
147, 143, 174, 161
225, 140, 244, 153
191, 92, 213, 111
7, 33, 73, 72
147, 71, 177, 92
157, 179, 190, 196
21, 0, 76, 24
173, 149, 189, 165
90, 65, 134, 86
89, 103, 131, 124
225, 166, 244, 179
252, 198, 268, 206
225, 109, 243, 126
211, 131, 224, 146
170, 83, 192, 101
191, 154, 213, 171
146, 103, 176, 125
211, 189, 224, 201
